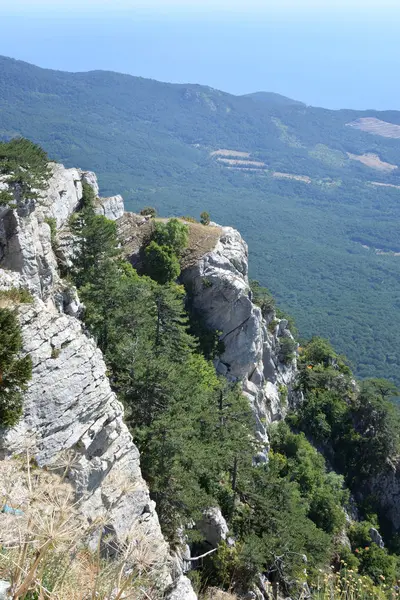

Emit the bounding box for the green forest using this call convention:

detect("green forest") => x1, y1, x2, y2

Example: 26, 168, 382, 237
1, 56, 400, 385
65, 175, 400, 599
2, 139, 400, 599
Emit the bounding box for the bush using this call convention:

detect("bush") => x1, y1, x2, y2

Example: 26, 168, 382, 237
0, 308, 32, 427
153, 218, 189, 255
140, 206, 157, 217
200, 211, 211, 226
44, 217, 58, 251
279, 336, 297, 364
0, 138, 51, 202
81, 180, 96, 210
0, 288, 33, 305
250, 280, 275, 315
144, 241, 181, 284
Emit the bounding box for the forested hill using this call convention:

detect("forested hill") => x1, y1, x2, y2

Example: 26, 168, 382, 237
1, 54, 400, 385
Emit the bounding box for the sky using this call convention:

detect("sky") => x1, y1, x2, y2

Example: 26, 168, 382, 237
1, 0, 399, 109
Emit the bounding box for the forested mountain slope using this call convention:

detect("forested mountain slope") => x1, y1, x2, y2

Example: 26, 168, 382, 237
1, 55, 400, 384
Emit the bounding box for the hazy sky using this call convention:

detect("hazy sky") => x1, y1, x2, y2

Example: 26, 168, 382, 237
1, 0, 399, 109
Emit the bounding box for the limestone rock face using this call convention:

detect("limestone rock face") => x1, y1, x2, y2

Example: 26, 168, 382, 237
182, 226, 298, 447
82, 170, 100, 197
165, 576, 198, 600
0, 296, 170, 570
95, 194, 125, 220
198, 507, 229, 548
0, 163, 84, 299
369, 465, 400, 533
0, 163, 196, 598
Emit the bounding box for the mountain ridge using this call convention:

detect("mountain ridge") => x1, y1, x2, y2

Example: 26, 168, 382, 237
1, 54, 400, 385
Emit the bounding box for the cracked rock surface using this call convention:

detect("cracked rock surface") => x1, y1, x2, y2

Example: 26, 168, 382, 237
182, 226, 298, 447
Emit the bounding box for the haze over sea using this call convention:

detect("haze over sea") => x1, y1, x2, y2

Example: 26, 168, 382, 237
1, 0, 399, 110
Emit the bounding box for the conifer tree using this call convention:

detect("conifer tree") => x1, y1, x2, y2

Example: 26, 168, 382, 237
0, 308, 32, 427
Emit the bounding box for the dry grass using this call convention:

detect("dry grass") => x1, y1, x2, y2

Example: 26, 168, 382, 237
0, 288, 33, 309
347, 153, 397, 172
117, 213, 221, 271
0, 454, 167, 600
346, 117, 400, 139
181, 221, 222, 269
308, 568, 399, 600
202, 587, 239, 600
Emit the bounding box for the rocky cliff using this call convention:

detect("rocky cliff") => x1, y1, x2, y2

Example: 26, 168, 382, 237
181, 225, 298, 450
0, 164, 191, 595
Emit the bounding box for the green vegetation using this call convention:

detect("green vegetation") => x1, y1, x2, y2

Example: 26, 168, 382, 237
0, 137, 50, 205
140, 206, 157, 217
250, 280, 275, 316
200, 211, 211, 226
289, 337, 400, 485
0, 307, 32, 427
2, 57, 400, 384
65, 191, 400, 598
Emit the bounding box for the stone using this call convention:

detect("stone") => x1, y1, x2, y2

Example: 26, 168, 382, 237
0, 163, 84, 299
0, 580, 10, 600
165, 575, 198, 600
369, 527, 384, 548
41, 163, 83, 228
82, 170, 100, 197
0, 163, 197, 597
95, 195, 125, 221
0, 299, 168, 564
198, 507, 229, 548
182, 225, 298, 447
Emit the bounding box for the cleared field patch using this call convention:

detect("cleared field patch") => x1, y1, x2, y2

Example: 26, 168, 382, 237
370, 181, 400, 189
211, 149, 251, 158
217, 158, 266, 168
272, 172, 311, 183
347, 152, 397, 172
346, 117, 400, 138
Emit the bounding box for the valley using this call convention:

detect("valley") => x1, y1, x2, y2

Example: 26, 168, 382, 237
1, 55, 400, 384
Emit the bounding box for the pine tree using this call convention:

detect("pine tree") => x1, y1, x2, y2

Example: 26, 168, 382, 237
0, 308, 32, 427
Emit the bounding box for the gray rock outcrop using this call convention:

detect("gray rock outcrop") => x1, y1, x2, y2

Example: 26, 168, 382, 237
198, 507, 229, 548
0, 295, 170, 568
95, 194, 125, 220
0, 162, 196, 597
182, 226, 298, 447
165, 576, 198, 600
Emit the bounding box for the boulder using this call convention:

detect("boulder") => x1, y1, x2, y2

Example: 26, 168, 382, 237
95, 195, 125, 221
165, 575, 198, 600
82, 170, 100, 197
198, 507, 229, 548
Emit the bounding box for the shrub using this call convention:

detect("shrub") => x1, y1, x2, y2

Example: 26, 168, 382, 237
144, 241, 181, 284
279, 336, 297, 364
140, 206, 157, 217
153, 218, 189, 255
0, 138, 51, 202
0, 308, 32, 427
44, 216, 58, 251
200, 211, 211, 226
0, 288, 33, 306
81, 179, 96, 210
250, 280, 275, 315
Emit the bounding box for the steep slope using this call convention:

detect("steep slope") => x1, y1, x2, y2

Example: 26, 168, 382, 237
0, 164, 193, 597
1, 56, 400, 387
